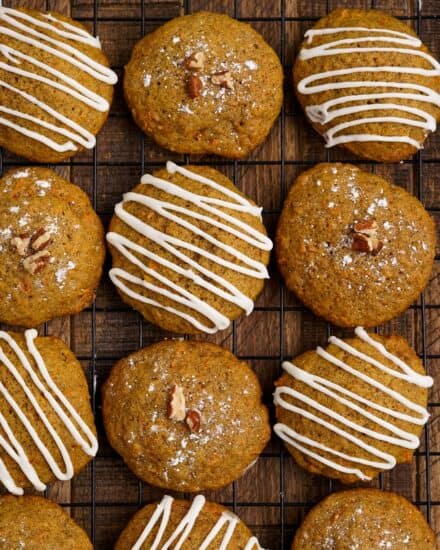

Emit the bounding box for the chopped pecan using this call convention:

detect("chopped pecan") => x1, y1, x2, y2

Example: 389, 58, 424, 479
185, 409, 201, 433
184, 51, 205, 71
371, 239, 384, 256
353, 219, 378, 237
352, 233, 383, 255
211, 70, 233, 89
31, 229, 51, 251
352, 233, 373, 253
167, 384, 186, 421
23, 250, 50, 274
187, 74, 203, 99
10, 236, 30, 256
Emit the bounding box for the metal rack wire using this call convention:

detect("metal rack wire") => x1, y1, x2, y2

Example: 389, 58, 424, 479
2, 0, 439, 548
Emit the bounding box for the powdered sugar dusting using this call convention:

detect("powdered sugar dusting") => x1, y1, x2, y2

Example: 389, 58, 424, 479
244, 59, 258, 70
143, 74, 151, 87
178, 104, 194, 115
55, 260, 75, 286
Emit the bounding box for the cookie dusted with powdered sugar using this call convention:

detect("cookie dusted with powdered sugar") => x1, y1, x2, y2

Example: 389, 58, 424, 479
115, 495, 263, 550
0, 167, 105, 327
0, 7, 117, 162
293, 8, 440, 162
102, 340, 270, 492
274, 328, 432, 484
107, 162, 272, 334
292, 489, 435, 549
276, 163, 436, 328
0, 330, 97, 494
124, 11, 283, 158
0, 495, 92, 548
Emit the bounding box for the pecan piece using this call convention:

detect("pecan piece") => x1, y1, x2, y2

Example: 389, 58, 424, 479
211, 70, 233, 89
187, 74, 203, 99
167, 384, 186, 421
23, 250, 51, 274
351, 219, 382, 255
31, 229, 51, 251
185, 409, 201, 433
11, 236, 30, 256
352, 233, 373, 253
371, 239, 384, 256
354, 219, 378, 237
184, 51, 205, 71
352, 233, 383, 255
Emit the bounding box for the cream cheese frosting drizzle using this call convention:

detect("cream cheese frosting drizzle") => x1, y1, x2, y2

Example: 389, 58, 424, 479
132, 495, 263, 550
273, 327, 433, 481
0, 7, 117, 153
107, 161, 273, 334
0, 329, 98, 495
297, 26, 440, 149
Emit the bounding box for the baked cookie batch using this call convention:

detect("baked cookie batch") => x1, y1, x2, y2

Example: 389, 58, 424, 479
0, 5, 437, 550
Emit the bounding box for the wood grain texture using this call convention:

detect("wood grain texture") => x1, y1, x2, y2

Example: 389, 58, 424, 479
0, 0, 439, 548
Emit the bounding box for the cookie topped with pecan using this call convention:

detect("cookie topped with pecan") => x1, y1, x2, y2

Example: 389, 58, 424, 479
102, 340, 270, 492
0, 167, 104, 327
123, 11, 283, 158
276, 163, 436, 327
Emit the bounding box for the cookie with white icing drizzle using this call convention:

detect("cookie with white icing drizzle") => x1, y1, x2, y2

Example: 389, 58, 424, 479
115, 495, 264, 550
0, 495, 93, 548
124, 11, 283, 158
274, 327, 432, 484
292, 489, 436, 549
0, 330, 97, 495
0, 7, 117, 162
102, 340, 270, 492
293, 8, 440, 162
0, 167, 105, 327
107, 162, 272, 334
276, 163, 436, 328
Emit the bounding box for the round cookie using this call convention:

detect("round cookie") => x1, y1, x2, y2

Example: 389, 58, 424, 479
107, 161, 272, 334
292, 489, 436, 549
0, 167, 105, 327
274, 327, 432, 484
293, 8, 440, 162
0, 7, 117, 162
102, 340, 270, 492
0, 495, 92, 549
124, 11, 283, 158
0, 329, 97, 494
115, 495, 262, 549
276, 163, 436, 328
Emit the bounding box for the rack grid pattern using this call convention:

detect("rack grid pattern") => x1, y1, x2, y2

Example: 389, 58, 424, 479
1, 0, 440, 548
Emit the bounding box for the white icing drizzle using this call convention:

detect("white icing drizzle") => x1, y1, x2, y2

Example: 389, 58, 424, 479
297, 26, 440, 149
107, 161, 273, 334
0, 7, 117, 153
132, 495, 263, 550
0, 329, 98, 495
273, 327, 433, 481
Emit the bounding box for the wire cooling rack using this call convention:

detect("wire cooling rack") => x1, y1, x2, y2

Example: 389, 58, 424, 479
1, 0, 439, 548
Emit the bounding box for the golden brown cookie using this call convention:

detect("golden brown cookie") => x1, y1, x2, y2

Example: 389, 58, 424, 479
292, 488, 436, 549
0, 495, 92, 549
0, 329, 97, 494
102, 340, 270, 492
293, 8, 440, 162
124, 11, 283, 158
276, 163, 436, 327
0, 167, 105, 327
0, 6, 117, 162
107, 162, 272, 334
115, 495, 262, 549
274, 328, 431, 484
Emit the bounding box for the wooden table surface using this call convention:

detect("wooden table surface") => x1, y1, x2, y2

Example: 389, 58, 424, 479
1, 0, 439, 548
